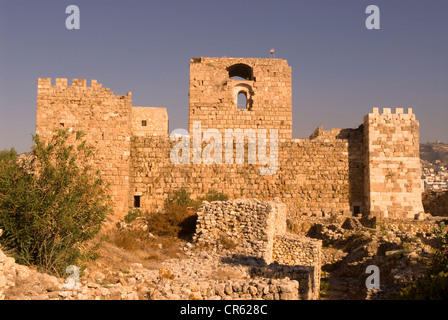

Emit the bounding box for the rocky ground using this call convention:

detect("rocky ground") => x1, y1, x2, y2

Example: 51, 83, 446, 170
0, 224, 300, 300
1, 214, 445, 300
423, 190, 448, 216
288, 214, 445, 299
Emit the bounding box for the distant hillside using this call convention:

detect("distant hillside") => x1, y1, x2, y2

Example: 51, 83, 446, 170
420, 142, 448, 167
423, 190, 448, 216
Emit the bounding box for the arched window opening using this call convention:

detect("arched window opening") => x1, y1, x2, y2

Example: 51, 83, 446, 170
230, 75, 247, 81
227, 63, 254, 81
237, 92, 248, 110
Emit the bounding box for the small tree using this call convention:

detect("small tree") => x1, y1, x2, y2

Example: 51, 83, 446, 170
0, 129, 111, 276
0, 148, 18, 163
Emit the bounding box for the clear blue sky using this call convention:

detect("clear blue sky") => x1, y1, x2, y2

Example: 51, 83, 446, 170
0, 0, 447, 153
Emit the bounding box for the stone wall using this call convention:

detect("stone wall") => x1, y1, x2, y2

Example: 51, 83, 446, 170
130, 106, 422, 220
272, 234, 321, 299
249, 265, 318, 300
151, 276, 300, 300
35, 58, 425, 221
132, 107, 168, 137
282, 126, 365, 216
130, 128, 364, 217
36, 78, 133, 220
188, 57, 292, 141
364, 107, 424, 219
193, 199, 286, 263
36, 78, 169, 220
193, 199, 322, 299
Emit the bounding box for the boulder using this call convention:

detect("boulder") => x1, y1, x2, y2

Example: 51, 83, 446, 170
341, 217, 363, 230
414, 212, 427, 221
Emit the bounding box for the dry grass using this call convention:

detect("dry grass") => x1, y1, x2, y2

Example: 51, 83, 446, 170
145, 204, 197, 240
219, 235, 237, 250
83, 189, 218, 281
158, 267, 175, 281
109, 229, 150, 252
101, 226, 184, 271
210, 267, 243, 280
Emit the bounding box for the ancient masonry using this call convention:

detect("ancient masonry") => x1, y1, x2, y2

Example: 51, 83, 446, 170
193, 199, 321, 299
35, 56, 424, 223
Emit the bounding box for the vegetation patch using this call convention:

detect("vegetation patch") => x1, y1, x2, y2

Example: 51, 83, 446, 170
0, 130, 111, 276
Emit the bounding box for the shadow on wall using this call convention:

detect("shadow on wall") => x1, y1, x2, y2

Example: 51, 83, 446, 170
221, 254, 316, 300
337, 126, 366, 216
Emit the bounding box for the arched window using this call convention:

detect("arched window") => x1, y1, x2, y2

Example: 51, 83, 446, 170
227, 63, 254, 81
237, 92, 248, 109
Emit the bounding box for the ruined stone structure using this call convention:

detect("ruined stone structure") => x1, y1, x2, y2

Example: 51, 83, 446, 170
35, 56, 424, 221
193, 199, 321, 299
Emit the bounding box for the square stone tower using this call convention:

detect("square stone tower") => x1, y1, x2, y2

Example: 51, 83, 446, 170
364, 107, 424, 219
35, 78, 169, 222
188, 57, 292, 141
36, 78, 133, 221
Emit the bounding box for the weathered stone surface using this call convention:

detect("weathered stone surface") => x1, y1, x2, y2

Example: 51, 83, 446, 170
193, 199, 321, 300
35, 58, 424, 224
341, 217, 363, 230
364, 108, 424, 219
194, 199, 287, 263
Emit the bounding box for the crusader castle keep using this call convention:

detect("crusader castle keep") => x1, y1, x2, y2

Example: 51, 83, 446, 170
35, 57, 425, 222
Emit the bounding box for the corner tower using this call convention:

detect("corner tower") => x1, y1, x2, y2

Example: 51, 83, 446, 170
36, 78, 133, 221
364, 107, 424, 219
188, 57, 292, 141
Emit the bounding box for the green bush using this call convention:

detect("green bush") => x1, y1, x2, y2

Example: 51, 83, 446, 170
0, 148, 18, 163
145, 189, 229, 241
124, 208, 142, 224
202, 189, 229, 202
0, 129, 111, 276
146, 189, 199, 240
164, 188, 196, 207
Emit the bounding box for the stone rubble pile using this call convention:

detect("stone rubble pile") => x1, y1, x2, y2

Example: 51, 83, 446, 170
0, 245, 153, 300
148, 248, 301, 300
297, 215, 441, 299
0, 228, 303, 300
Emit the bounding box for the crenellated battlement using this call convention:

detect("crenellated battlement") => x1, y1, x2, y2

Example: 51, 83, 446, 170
365, 107, 416, 122
37, 78, 132, 98
36, 77, 135, 221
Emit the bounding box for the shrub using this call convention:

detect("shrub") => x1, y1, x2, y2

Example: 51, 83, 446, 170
0, 148, 18, 163
145, 189, 228, 241
0, 129, 111, 276
202, 190, 229, 202
146, 203, 197, 240
219, 235, 237, 250
146, 189, 205, 241
320, 279, 331, 298
164, 188, 197, 208
125, 208, 141, 224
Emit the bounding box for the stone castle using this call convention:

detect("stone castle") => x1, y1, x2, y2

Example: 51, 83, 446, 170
35, 57, 425, 222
